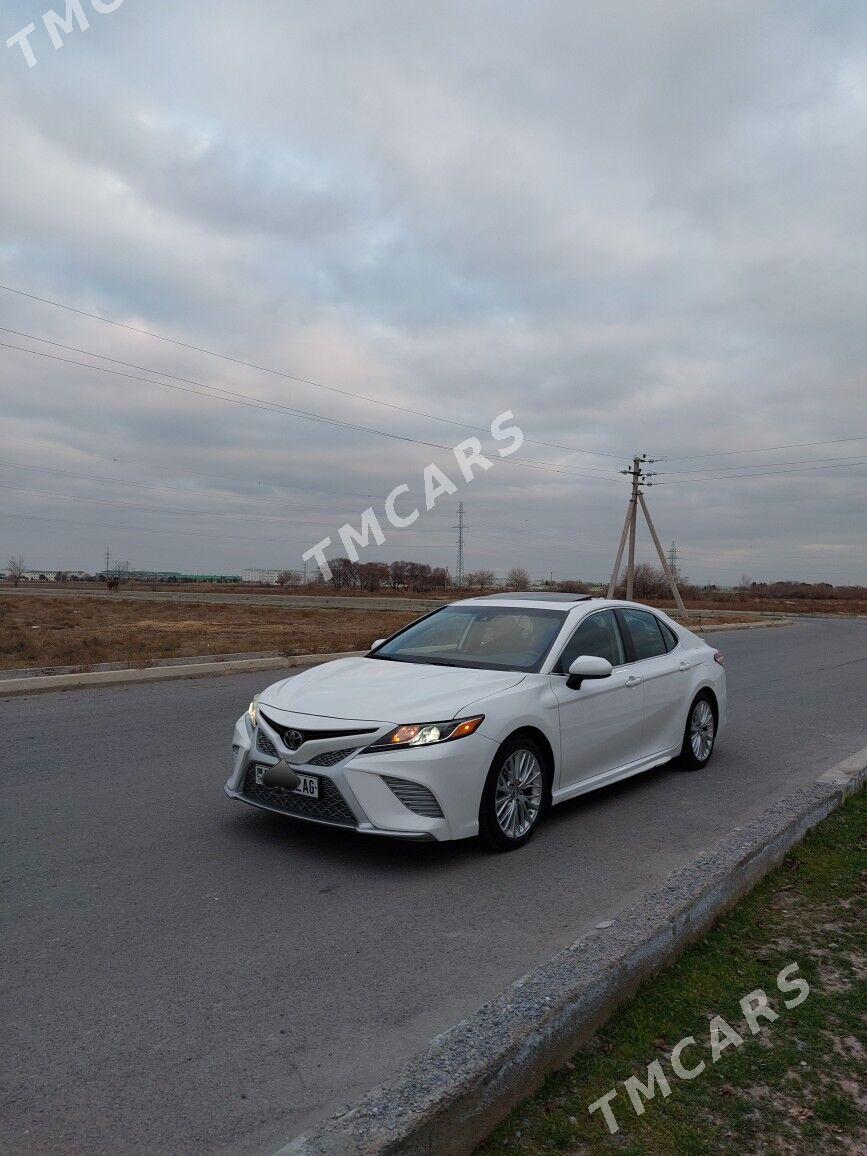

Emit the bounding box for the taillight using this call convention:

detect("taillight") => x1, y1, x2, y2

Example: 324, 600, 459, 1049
714, 651, 726, 667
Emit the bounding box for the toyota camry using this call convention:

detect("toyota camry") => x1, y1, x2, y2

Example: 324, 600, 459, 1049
226, 593, 726, 851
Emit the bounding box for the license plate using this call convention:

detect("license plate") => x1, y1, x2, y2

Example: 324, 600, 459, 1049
254, 766, 319, 798
293, 773, 319, 798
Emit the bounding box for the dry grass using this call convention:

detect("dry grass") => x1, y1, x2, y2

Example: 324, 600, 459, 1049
0, 595, 418, 671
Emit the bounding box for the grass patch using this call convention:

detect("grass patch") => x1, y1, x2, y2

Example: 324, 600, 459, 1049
477, 789, 866, 1156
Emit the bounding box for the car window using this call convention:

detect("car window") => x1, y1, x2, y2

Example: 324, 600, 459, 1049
659, 620, 679, 652
619, 608, 667, 660
554, 610, 625, 672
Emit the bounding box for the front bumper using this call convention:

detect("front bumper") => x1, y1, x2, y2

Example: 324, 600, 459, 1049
226, 710, 496, 842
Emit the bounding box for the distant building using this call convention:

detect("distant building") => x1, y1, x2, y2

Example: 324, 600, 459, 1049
18, 569, 90, 581
120, 570, 242, 583
242, 568, 282, 585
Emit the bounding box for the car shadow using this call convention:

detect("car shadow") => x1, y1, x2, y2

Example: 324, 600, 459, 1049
219, 804, 481, 874
220, 756, 688, 873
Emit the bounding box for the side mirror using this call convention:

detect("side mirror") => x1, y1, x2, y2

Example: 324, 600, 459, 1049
370, 639, 386, 651
566, 655, 613, 690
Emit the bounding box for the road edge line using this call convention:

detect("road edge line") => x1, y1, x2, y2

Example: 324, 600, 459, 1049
277, 746, 867, 1156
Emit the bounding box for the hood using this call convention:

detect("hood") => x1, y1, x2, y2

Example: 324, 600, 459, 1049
260, 656, 526, 723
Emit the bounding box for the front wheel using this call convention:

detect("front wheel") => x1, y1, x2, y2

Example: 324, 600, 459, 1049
678, 694, 717, 770
479, 738, 547, 851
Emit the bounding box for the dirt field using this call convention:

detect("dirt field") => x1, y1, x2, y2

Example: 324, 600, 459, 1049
0, 595, 418, 671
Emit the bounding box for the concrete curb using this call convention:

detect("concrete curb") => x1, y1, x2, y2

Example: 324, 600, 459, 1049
0, 651, 365, 698
279, 747, 867, 1156
0, 617, 789, 696
692, 617, 791, 633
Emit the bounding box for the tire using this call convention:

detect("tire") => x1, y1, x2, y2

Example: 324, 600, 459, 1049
478, 736, 548, 851
678, 693, 717, 770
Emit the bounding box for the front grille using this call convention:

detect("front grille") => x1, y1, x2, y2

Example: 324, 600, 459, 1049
255, 728, 279, 758
383, 776, 444, 818
259, 712, 376, 750
242, 767, 356, 827
307, 747, 357, 767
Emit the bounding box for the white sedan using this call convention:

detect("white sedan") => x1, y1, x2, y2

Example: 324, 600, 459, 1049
226, 593, 726, 851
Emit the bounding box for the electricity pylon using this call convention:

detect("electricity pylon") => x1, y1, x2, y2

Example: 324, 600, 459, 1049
453, 501, 466, 587
607, 456, 687, 615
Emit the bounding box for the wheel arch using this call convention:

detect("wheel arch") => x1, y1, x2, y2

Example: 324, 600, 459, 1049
499, 726, 556, 799
693, 683, 719, 726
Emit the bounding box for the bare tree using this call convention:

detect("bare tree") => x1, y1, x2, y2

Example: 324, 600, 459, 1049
7, 555, 26, 586
466, 568, 495, 591
557, 580, 590, 594
506, 566, 530, 590
630, 562, 668, 600
105, 559, 130, 591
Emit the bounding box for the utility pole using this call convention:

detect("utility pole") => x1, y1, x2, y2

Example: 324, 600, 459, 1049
104, 546, 111, 575
668, 540, 678, 579
607, 456, 687, 616
453, 501, 466, 588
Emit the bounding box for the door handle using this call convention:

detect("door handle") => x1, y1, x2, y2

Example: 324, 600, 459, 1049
625, 675, 643, 688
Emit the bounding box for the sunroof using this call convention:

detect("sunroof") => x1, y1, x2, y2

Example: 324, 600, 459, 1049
478, 591, 594, 602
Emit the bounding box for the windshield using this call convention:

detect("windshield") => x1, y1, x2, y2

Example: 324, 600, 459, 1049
370, 605, 568, 672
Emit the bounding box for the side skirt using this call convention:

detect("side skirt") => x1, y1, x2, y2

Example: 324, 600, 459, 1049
551, 748, 681, 805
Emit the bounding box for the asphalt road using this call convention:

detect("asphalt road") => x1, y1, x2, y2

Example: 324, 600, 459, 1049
2, 619, 865, 1155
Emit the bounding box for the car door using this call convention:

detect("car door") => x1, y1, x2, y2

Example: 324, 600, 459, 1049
615, 608, 688, 758
549, 609, 645, 790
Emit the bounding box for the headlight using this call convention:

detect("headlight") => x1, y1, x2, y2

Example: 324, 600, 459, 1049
367, 715, 484, 751
246, 695, 260, 728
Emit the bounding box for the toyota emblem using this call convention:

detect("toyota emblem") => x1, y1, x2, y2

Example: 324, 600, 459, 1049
284, 729, 304, 751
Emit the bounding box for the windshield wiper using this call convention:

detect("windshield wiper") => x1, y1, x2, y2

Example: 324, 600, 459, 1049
367, 654, 463, 668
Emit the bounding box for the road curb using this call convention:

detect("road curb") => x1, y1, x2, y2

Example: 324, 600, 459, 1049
692, 617, 791, 633
0, 651, 365, 697
279, 747, 867, 1156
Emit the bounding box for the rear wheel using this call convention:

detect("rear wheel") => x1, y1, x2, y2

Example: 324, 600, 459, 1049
679, 693, 716, 770
479, 737, 547, 851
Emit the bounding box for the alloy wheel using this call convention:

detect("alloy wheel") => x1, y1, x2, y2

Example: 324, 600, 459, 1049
494, 749, 543, 839
690, 699, 715, 761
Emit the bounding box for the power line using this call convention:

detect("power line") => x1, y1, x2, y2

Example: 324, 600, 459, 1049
0, 284, 622, 461
660, 436, 867, 463
656, 459, 867, 484
0, 449, 463, 509
0, 339, 621, 483
0, 458, 456, 519
0, 507, 459, 549
0, 484, 461, 531
657, 453, 867, 476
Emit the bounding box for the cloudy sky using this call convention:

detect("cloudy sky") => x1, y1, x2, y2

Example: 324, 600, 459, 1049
1, 0, 865, 583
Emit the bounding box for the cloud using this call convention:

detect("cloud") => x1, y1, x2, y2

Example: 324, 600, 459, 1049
0, 0, 865, 580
